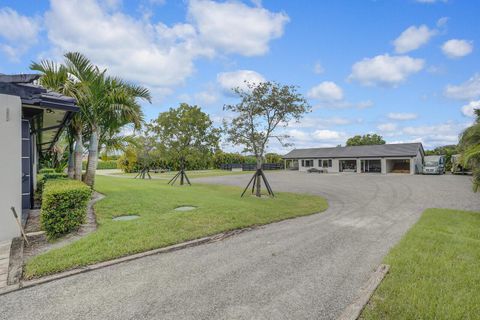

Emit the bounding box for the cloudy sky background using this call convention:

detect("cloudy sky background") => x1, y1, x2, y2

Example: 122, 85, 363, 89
1, 0, 479, 153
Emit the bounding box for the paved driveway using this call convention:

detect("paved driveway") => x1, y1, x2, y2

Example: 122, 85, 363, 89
1, 172, 479, 320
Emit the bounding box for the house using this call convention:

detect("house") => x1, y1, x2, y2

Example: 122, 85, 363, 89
0, 74, 79, 242
283, 143, 425, 175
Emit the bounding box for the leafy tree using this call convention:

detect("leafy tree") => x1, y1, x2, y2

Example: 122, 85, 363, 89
458, 109, 480, 191
224, 81, 310, 197
150, 103, 221, 184
346, 134, 386, 146
265, 153, 283, 164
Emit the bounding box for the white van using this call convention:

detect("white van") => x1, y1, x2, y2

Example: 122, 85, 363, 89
423, 155, 446, 175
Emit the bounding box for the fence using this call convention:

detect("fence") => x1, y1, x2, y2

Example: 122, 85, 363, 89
220, 163, 284, 171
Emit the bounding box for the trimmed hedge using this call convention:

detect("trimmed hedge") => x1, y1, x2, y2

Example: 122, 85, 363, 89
82, 160, 118, 170
40, 179, 92, 239
36, 172, 68, 198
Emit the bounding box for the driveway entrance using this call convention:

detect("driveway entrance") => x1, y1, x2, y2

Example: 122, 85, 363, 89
1, 172, 479, 320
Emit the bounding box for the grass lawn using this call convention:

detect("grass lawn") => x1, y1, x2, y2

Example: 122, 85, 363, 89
110, 169, 254, 179
25, 175, 327, 279
361, 208, 480, 320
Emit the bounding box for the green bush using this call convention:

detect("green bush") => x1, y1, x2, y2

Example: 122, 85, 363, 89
36, 172, 69, 199
40, 179, 92, 239
97, 160, 118, 169
39, 168, 56, 174
82, 160, 118, 170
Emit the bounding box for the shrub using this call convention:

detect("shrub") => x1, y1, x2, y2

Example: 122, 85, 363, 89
82, 160, 118, 170
118, 148, 138, 173
36, 172, 68, 198
97, 160, 118, 170
40, 179, 92, 239
39, 168, 56, 174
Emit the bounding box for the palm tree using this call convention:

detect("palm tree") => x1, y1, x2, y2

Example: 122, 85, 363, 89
63, 53, 150, 187
30, 59, 86, 180
458, 109, 480, 191
34, 52, 150, 187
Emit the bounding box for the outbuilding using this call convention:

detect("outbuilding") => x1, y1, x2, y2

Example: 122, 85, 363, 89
283, 143, 424, 175
0, 74, 78, 242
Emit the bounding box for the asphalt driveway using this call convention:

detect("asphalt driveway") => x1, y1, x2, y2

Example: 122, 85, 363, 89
1, 172, 479, 320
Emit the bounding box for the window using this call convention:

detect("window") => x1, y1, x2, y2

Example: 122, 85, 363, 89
301, 160, 305, 167
304, 160, 313, 167
320, 159, 332, 168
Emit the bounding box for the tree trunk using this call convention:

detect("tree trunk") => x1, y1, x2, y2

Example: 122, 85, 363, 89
84, 126, 100, 187
255, 156, 262, 197
74, 130, 83, 181
67, 139, 75, 178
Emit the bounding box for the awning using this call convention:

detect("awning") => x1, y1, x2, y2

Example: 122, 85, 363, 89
0, 74, 79, 155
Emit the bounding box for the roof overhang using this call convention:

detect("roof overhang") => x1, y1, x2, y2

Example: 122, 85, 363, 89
0, 74, 79, 155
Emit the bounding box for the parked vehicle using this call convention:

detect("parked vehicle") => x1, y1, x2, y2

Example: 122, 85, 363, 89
451, 154, 472, 175
423, 155, 446, 175
307, 167, 327, 173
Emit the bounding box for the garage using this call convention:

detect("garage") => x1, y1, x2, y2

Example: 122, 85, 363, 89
386, 159, 411, 174
284, 143, 424, 175
361, 159, 381, 173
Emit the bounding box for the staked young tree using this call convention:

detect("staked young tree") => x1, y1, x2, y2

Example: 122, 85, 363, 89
151, 103, 221, 185
224, 81, 310, 197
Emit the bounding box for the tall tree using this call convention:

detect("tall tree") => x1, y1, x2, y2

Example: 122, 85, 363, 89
224, 81, 310, 197
458, 109, 480, 191
151, 103, 221, 185
346, 134, 386, 146
30, 59, 86, 180
63, 52, 150, 187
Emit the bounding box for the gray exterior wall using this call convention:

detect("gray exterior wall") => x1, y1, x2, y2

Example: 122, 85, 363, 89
0, 94, 21, 241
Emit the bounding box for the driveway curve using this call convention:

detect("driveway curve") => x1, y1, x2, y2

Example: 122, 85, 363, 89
1, 172, 479, 320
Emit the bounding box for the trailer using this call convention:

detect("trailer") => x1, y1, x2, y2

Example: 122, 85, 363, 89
451, 154, 472, 175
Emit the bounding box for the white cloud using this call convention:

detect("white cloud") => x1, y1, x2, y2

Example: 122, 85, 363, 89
288, 116, 358, 128
217, 70, 266, 93
378, 123, 398, 132
461, 100, 480, 117
194, 90, 218, 105
313, 129, 345, 140
45, 0, 206, 90
441, 39, 473, 58
284, 128, 346, 148
313, 62, 324, 74
444, 74, 480, 100
401, 121, 467, 147
188, 0, 289, 56
436, 17, 449, 27
0, 7, 41, 60
44, 0, 285, 96
393, 25, 436, 53
348, 54, 424, 87
307, 81, 343, 101
387, 112, 418, 120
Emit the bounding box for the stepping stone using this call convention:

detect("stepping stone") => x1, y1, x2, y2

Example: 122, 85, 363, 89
174, 206, 197, 212
113, 215, 140, 221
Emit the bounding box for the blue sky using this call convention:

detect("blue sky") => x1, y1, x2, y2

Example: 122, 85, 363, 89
1, 0, 479, 153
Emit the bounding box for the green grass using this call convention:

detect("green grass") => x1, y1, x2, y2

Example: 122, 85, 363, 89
111, 169, 253, 179
361, 208, 480, 320
25, 175, 327, 279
